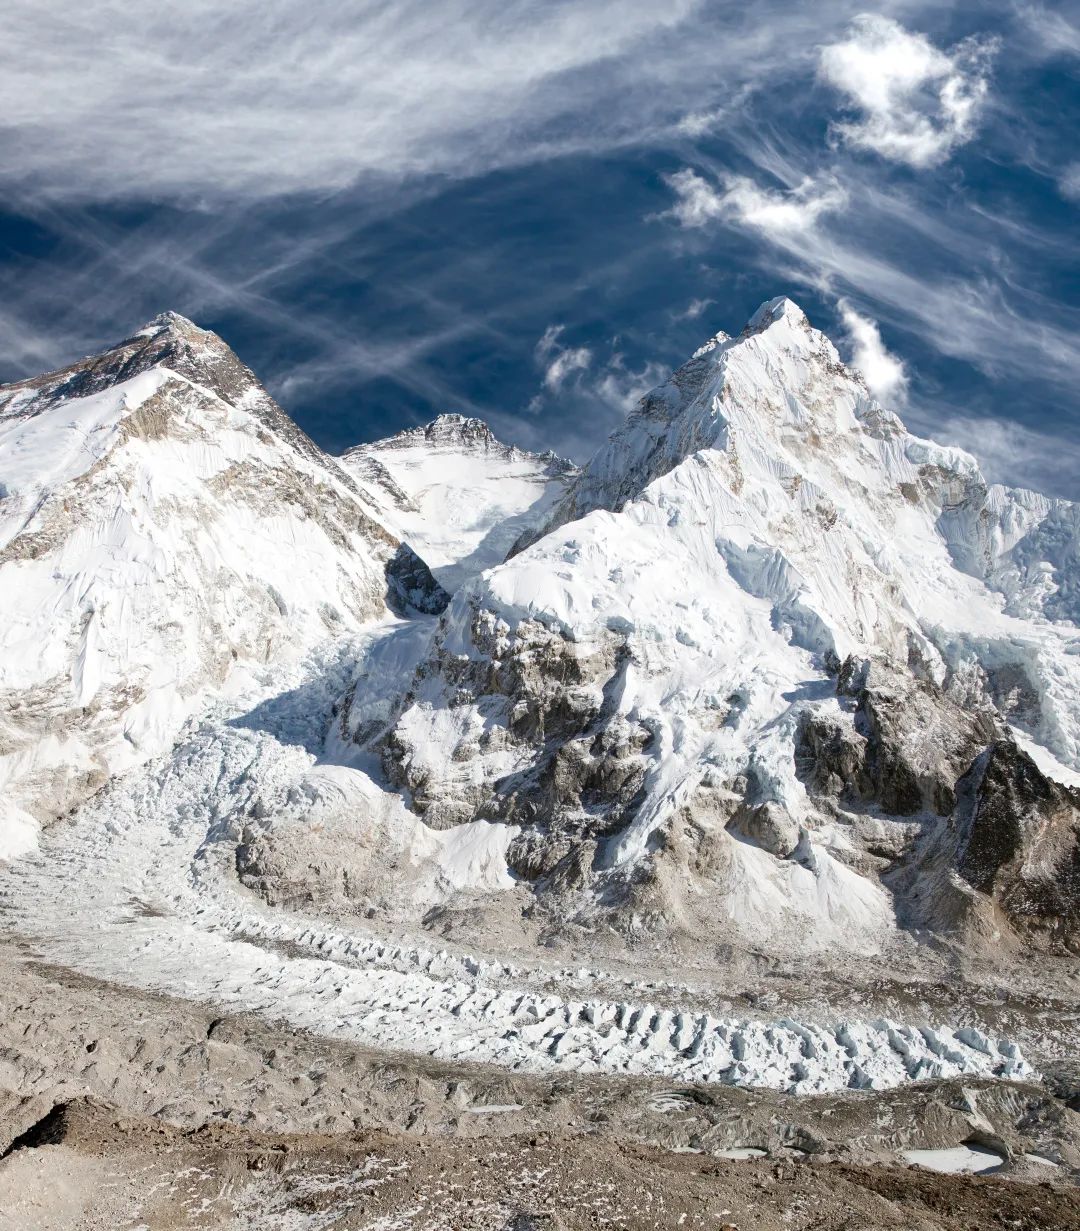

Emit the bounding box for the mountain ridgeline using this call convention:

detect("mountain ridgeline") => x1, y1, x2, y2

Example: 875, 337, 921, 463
2, 299, 1079, 962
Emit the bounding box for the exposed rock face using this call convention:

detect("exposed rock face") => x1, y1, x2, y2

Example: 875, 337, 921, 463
384, 543, 451, 616
0, 313, 442, 856
798, 658, 998, 818
949, 740, 1080, 950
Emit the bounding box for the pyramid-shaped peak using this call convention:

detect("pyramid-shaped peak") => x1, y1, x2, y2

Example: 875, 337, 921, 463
370, 412, 502, 453
692, 297, 814, 362
140, 309, 202, 335
745, 296, 809, 333
0, 307, 256, 426
424, 413, 498, 445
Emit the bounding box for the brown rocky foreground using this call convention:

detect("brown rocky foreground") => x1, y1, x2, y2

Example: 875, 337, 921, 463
0, 940, 1077, 1230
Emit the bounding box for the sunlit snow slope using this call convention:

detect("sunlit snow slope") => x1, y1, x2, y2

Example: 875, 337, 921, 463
372, 297, 1080, 953
0, 313, 444, 858
342, 414, 575, 592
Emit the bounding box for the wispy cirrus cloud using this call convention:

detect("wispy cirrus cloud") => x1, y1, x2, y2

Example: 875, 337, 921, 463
1, 0, 708, 202
1014, 3, 1080, 58
3, 0, 1078, 503
536, 325, 593, 392
926, 411, 1080, 498
818, 15, 998, 168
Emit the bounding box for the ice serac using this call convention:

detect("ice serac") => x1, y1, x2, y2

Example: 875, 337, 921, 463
0, 312, 446, 858
341, 412, 576, 592
365, 296, 1080, 954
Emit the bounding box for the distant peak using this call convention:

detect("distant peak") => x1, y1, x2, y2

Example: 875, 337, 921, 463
425, 412, 498, 445
374, 413, 502, 452
357, 412, 576, 476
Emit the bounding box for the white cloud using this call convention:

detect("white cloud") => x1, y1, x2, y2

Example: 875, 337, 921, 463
674, 297, 714, 321
665, 169, 846, 236
544, 348, 594, 391
818, 16, 996, 168
837, 299, 908, 402
536, 325, 592, 391
593, 355, 670, 414
1059, 163, 1080, 201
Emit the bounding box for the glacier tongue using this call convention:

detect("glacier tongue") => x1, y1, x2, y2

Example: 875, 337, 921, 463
0, 651, 1032, 1096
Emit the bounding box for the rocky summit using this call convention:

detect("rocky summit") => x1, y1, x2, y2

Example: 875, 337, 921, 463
1, 301, 1079, 1225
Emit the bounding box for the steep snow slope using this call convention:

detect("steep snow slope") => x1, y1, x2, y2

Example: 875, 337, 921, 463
0, 313, 445, 858
342, 413, 575, 591
369, 298, 1080, 954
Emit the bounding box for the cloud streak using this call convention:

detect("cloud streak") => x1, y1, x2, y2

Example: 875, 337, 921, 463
536, 325, 593, 392
666, 169, 847, 235
2, 0, 710, 201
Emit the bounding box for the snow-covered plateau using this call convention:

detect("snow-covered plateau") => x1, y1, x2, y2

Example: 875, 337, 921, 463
1, 301, 1078, 1107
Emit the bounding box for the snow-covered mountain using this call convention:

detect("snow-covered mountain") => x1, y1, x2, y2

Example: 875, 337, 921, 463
4, 298, 1078, 962
0, 312, 445, 858
342, 413, 576, 592
2, 297, 1079, 1103
355, 297, 1080, 955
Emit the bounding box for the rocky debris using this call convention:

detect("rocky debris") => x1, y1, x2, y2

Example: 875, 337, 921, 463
0, 1081, 1078, 1230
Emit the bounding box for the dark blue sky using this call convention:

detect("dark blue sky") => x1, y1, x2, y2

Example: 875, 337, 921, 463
1, 1, 1078, 496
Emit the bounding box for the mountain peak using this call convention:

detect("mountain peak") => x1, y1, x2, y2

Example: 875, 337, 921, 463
366, 412, 556, 463
0, 310, 235, 422
359, 412, 505, 454
136, 309, 204, 339
745, 295, 809, 333
422, 412, 500, 448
